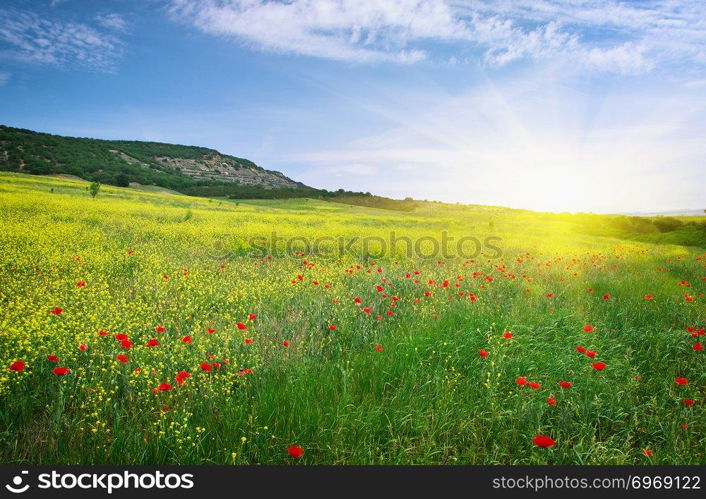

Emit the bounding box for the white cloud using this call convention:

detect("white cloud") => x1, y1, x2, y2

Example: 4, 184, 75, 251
95, 13, 128, 32
167, 0, 459, 63
0, 8, 124, 71
166, 0, 706, 74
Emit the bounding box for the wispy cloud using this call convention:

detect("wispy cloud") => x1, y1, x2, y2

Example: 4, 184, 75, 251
0, 8, 125, 71
467, 1, 706, 68
95, 13, 128, 32
166, 0, 706, 74
166, 0, 449, 63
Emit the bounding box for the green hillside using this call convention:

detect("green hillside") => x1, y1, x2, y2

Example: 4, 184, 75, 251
0, 125, 302, 191
0, 125, 426, 210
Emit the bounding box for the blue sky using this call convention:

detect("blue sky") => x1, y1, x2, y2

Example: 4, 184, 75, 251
1, 0, 705, 213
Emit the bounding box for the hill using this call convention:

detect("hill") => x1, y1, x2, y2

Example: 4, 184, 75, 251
0, 125, 425, 210
0, 125, 303, 191
0, 125, 427, 210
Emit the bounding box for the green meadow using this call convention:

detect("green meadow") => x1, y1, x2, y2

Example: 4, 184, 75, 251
0, 172, 704, 464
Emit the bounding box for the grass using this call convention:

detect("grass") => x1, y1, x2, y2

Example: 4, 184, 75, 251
0, 172, 704, 465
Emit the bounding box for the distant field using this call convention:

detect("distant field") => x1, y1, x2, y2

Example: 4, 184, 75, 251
0, 172, 704, 465
128, 182, 184, 196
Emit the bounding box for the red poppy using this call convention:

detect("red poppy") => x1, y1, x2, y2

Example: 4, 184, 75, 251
675, 377, 688, 386
182, 335, 192, 345
115, 333, 128, 341
576, 346, 586, 354
146, 339, 159, 347
50, 307, 64, 315
586, 350, 597, 358
76, 281, 86, 287
642, 449, 653, 457
282, 340, 290, 347
583, 324, 595, 332
644, 294, 653, 300
693, 342, 704, 351
329, 324, 337, 330
120, 339, 133, 350
363, 307, 371, 314
155, 325, 165, 333
375, 345, 384, 352
478, 349, 488, 358
288, 445, 304, 458
503, 331, 513, 339
602, 294, 611, 301
175, 371, 190, 385
592, 362, 607, 371
692, 328, 705, 337
547, 397, 557, 406
53, 367, 71, 375
516, 376, 528, 386
128, 249, 135, 255
116, 353, 128, 364
236, 322, 247, 330
98, 329, 110, 336
528, 381, 541, 389
78, 343, 87, 351
9, 360, 25, 372
683, 399, 694, 406
248, 313, 257, 320
200, 362, 212, 371
546, 293, 554, 299
558, 381, 572, 389
46, 355, 59, 362
158, 382, 172, 392
244, 338, 253, 344
532, 434, 555, 448
207, 328, 215, 334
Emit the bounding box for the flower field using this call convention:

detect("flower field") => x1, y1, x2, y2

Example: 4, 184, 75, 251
0, 172, 704, 465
